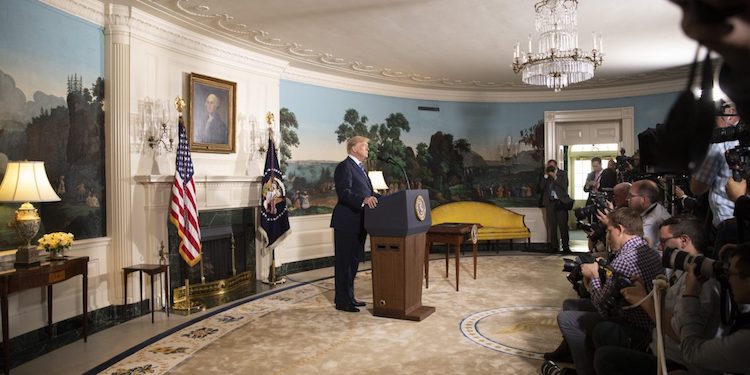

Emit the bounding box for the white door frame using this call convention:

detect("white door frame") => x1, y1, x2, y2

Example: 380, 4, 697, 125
543, 107, 635, 165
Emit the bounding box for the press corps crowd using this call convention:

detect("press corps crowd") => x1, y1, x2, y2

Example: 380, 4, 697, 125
539, 1, 750, 373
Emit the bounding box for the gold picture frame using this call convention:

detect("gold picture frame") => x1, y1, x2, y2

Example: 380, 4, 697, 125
188, 73, 236, 153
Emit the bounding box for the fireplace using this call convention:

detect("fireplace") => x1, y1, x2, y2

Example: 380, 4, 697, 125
168, 208, 256, 311
134, 174, 262, 312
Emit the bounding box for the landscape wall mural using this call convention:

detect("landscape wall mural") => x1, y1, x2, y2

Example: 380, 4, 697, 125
279, 81, 679, 216
0, 0, 105, 250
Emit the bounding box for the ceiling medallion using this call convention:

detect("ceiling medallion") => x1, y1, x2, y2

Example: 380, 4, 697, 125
511, 0, 604, 92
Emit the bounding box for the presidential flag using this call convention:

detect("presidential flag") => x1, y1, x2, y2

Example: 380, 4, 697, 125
259, 138, 290, 250
169, 117, 202, 266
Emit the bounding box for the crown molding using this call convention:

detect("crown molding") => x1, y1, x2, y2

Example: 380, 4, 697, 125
127, 7, 289, 77
41, 0, 106, 26
42, 0, 687, 101
41, 0, 289, 78
128, 0, 692, 94
282, 66, 685, 102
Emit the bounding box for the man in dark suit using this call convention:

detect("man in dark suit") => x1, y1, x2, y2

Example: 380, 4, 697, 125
584, 157, 617, 201
330, 136, 380, 312
538, 159, 572, 253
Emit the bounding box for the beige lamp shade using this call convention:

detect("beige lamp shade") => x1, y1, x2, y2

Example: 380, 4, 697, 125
0, 161, 61, 203
368, 171, 389, 191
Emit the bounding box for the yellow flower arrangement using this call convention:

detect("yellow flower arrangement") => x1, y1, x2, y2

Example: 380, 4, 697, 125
37, 232, 75, 252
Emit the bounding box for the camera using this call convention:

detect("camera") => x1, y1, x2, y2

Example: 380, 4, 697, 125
574, 191, 611, 221
562, 253, 596, 298
662, 247, 729, 279
615, 148, 633, 173
711, 102, 750, 182
563, 253, 596, 282
599, 270, 635, 316
576, 221, 605, 242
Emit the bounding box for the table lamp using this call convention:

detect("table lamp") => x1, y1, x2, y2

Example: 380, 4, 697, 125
367, 171, 389, 194
0, 161, 61, 265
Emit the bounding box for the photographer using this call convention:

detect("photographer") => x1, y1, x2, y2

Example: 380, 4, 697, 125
629, 180, 672, 247
587, 182, 632, 252
585, 157, 617, 206
543, 208, 664, 375
676, 243, 750, 374
539, 159, 573, 253
593, 216, 722, 375
691, 101, 741, 254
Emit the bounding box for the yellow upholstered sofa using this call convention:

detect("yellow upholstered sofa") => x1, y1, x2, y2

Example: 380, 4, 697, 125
431, 201, 531, 250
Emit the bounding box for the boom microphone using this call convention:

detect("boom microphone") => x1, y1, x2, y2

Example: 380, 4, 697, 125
377, 155, 411, 189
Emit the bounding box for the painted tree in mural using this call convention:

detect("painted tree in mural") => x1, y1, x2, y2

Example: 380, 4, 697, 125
416, 131, 475, 202
519, 119, 545, 161
334, 109, 418, 189
279, 107, 300, 171
334, 109, 377, 144
22, 76, 106, 240
372, 113, 411, 185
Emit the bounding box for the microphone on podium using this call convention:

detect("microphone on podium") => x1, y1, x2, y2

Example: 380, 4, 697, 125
377, 155, 411, 189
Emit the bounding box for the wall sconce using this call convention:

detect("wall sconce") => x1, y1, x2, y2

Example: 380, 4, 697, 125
139, 98, 174, 154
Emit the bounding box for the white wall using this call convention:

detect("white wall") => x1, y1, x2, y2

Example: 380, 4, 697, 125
127, 6, 287, 287
3, 0, 285, 339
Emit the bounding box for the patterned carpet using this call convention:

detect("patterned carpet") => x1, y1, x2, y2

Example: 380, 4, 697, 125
100, 255, 577, 375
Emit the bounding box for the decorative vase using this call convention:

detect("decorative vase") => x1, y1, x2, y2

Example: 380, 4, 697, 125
50, 247, 66, 260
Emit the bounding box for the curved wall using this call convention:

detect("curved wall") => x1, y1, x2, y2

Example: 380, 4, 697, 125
275, 79, 681, 265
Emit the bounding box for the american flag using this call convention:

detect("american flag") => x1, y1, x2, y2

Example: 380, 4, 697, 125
169, 117, 201, 266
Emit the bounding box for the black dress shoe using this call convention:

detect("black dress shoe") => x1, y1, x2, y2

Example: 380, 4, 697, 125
543, 340, 573, 363
335, 305, 360, 313
352, 300, 366, 307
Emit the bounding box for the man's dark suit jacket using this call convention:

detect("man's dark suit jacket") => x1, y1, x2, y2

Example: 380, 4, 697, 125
539, 169, 571, 207
330, 157, 376, 232
584, 168, 617, 194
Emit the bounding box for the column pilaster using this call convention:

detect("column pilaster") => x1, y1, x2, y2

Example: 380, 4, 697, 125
105, 4, 133, 304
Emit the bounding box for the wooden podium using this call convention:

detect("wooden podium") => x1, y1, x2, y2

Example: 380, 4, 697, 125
365, 189, 435, 321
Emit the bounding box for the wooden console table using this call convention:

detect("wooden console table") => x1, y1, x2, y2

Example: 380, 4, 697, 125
0, 256, 89, 374
425, 223, 480, 291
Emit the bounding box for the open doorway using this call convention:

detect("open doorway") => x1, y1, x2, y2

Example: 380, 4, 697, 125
568, 143, 619, 201
543, 108, 634, 252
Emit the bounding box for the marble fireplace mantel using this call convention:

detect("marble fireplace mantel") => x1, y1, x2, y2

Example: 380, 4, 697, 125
134, 175, 262, 211
133, 175, 262, 270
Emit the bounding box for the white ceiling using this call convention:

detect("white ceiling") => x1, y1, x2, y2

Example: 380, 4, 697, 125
130, 0, 698, 92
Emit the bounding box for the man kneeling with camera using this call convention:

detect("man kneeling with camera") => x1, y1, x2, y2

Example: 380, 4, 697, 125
543, 208, 664, 375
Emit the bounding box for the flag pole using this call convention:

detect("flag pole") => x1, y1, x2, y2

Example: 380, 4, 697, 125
262, 113, 287, 286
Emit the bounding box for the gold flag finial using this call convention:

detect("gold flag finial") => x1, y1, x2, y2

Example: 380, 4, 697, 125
265, 111, 275, 126
175, 97, 186, 113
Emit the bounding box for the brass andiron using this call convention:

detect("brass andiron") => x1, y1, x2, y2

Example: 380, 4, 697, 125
171, 271, 252, 314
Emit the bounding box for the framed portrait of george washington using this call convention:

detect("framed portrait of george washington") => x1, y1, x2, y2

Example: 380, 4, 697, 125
188, 73, 236, 153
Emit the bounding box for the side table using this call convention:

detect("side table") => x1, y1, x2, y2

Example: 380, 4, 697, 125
0, 257, 89, 375
123, 264, 169, 323
425, 223, 480, 291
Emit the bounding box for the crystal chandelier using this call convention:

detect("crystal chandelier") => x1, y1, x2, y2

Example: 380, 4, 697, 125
511, 0, 603, 92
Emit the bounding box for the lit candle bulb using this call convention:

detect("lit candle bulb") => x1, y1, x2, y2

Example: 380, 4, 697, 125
528, 35, 533, 53
599, 34, 604, 53
592, 32, 597, 50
